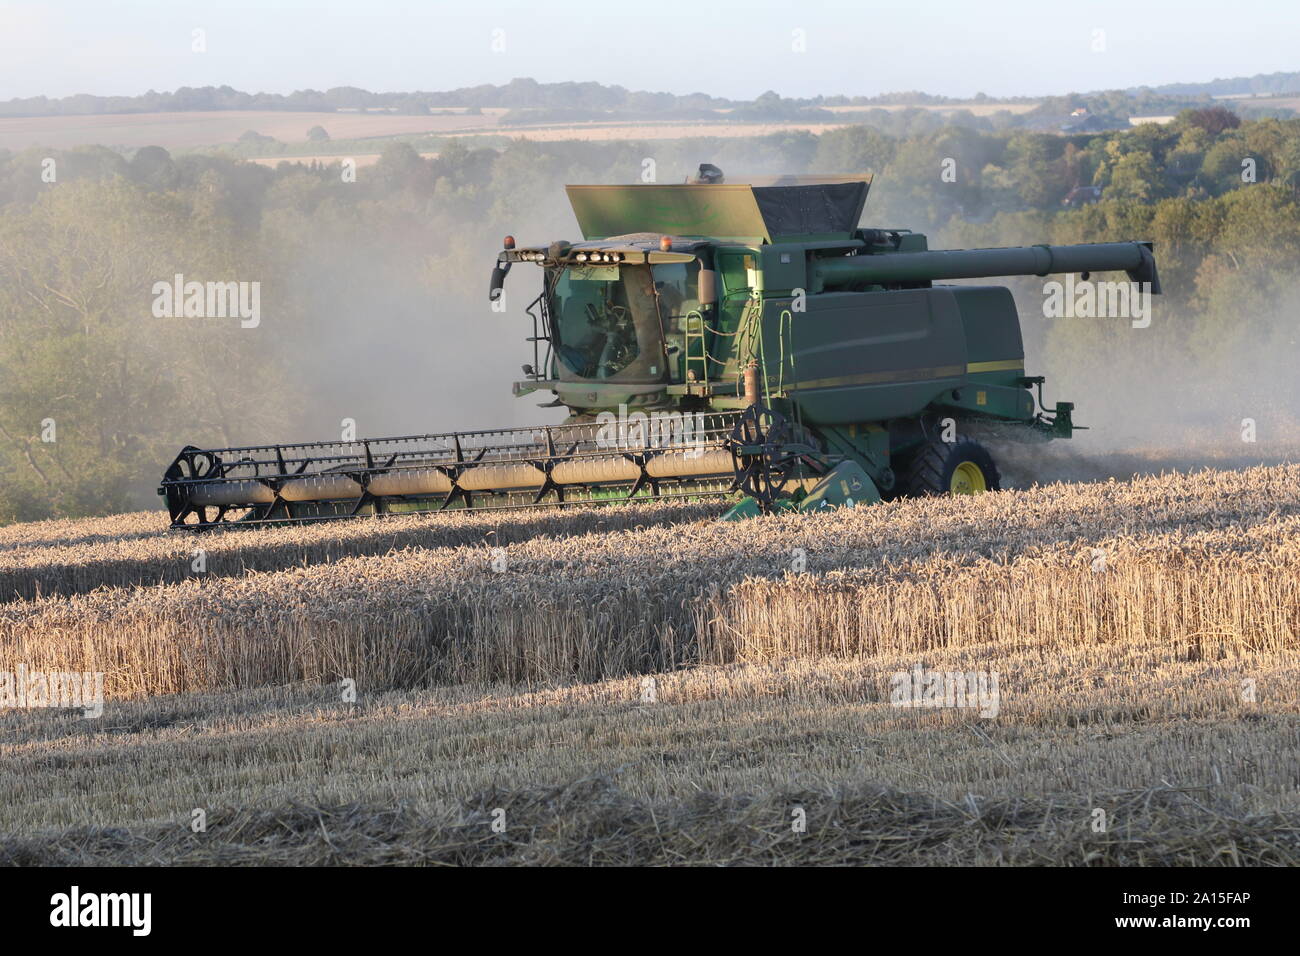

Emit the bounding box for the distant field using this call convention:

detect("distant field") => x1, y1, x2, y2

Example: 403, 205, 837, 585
0, 110, 854, 153
0, 102, 1030, 153
821, 102, 1040, 116
251, 121, 857, 167
1207, 92, 1300, 112
1246, 95, 1300, 112
457, 120, 854, 142
245, 151, 440, 168
0, 108, 503, 151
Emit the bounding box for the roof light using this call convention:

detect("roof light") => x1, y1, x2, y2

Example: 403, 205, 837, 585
503, 235, 516, 250
660, 236, 673, 252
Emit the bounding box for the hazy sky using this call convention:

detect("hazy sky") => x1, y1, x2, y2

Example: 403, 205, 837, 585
1, 0, 1296, 101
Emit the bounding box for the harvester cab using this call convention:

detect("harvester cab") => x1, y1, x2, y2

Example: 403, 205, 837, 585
498, 171, 882, 412
158, 165, 1159, 529
503, 234, 712, 410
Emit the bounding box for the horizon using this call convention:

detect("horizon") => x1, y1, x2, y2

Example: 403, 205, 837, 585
2, 0, 1297, 103
4, 69, 1300, 106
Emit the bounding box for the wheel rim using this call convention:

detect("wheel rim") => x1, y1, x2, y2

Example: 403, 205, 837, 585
950, 461, 987, 495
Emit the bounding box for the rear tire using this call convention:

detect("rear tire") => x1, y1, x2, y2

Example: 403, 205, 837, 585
899, 438, 1000, 497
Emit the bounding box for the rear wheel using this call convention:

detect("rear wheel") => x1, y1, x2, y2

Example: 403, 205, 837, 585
899, 438, 1000, 497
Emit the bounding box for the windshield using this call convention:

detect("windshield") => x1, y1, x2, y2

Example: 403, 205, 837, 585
548, 263, 665, 382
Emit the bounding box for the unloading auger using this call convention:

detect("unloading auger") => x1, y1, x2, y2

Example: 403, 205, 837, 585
160, 165, 1160, 529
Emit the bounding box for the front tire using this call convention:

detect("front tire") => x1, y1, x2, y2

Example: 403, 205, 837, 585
899, 438, 1000, 497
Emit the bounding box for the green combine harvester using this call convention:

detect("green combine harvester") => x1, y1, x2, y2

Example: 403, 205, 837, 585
160, 166, 1160, 529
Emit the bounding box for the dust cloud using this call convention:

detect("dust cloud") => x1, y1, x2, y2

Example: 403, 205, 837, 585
248, 150, 1299, 496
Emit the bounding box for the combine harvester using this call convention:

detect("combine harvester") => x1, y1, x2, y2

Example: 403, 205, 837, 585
159, 166, 1160, 529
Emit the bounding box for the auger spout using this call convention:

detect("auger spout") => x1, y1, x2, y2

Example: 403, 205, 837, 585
813, 241, 1160, 294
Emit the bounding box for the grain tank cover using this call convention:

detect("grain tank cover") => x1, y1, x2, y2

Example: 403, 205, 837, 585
566, 175, 871, 243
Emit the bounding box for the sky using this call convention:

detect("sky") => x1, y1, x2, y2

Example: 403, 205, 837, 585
0, 0, 1297, 102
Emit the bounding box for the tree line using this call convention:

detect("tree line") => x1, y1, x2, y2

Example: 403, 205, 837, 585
1, 108, 1298, 521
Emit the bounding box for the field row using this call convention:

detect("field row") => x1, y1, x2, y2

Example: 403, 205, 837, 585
0, 500, 717, 602
4, 464, 1300, 603
2, 652, 1296, 861
3, 493, 1299, 697
9, 783, 1296, 866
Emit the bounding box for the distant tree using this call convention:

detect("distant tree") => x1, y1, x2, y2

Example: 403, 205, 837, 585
306, 125, 330, 142
813, 125, 897, 176
1003, 133, 1063, 207
1200, 137, 1262, 193
373, 141, 434, 193
128, 145, 178, 189
1107, 150, 1161, 202
1182, 106, 1242, 137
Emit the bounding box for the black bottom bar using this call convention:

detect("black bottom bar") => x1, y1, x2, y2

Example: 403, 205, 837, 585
7, 866, 1282, 942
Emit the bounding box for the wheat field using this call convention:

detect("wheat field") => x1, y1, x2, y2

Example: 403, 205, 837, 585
1, 465, 1297, 865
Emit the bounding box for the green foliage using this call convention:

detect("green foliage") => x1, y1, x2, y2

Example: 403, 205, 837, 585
0, 171, 301, 520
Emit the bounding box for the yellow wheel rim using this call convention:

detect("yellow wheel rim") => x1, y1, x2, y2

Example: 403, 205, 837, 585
950, 461, 987, 495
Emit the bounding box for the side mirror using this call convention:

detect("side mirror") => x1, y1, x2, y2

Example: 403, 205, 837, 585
489, 261, 511, 302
